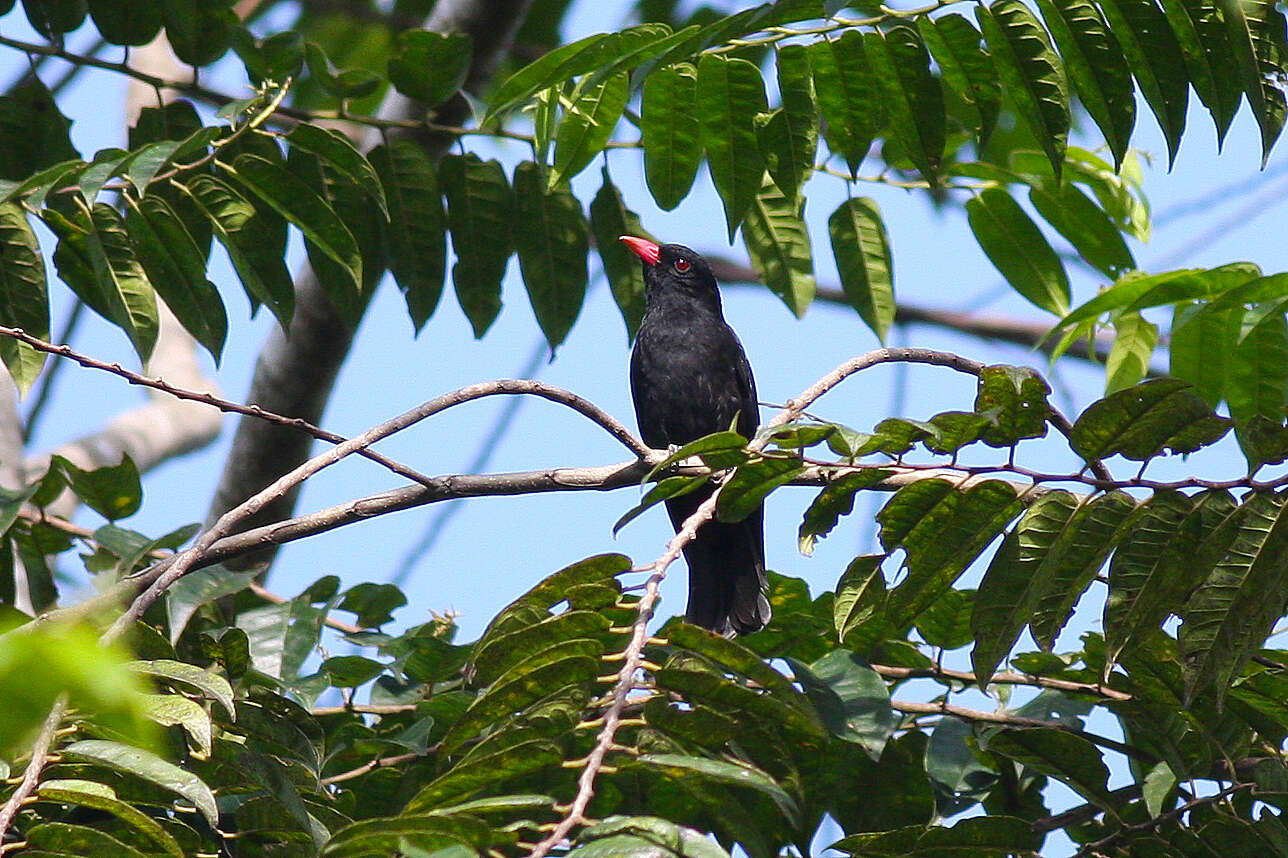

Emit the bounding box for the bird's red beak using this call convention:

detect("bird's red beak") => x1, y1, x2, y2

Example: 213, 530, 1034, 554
619, 235, 660, 266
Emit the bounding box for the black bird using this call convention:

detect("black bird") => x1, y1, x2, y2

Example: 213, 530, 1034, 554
620, 235, 771, 636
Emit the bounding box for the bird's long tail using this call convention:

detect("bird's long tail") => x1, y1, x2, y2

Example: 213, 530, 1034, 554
666, 492, 771, 636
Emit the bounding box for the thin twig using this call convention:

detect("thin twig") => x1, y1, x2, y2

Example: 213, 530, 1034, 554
0, 695, 66, 840
872, 663, 1132, 702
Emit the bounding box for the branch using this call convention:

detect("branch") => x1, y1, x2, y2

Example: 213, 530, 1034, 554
0, 695, 66, 843
890, 700, 1152, 763
872, 663, 1133, 702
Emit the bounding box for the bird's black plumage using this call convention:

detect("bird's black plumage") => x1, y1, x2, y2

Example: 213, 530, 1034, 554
621, 236, 770, 636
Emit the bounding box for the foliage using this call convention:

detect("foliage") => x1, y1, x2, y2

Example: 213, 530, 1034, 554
1, 0, 1288, 856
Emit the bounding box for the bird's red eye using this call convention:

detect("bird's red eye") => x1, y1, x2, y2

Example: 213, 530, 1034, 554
674, 257, 691, 273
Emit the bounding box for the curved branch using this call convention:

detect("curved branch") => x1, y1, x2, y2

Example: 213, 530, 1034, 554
0, 695, 66, 840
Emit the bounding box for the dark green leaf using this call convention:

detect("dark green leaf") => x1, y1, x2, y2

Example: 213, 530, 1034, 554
635, 754, 797, 820
1034, 0, 1136, 168
23, 0, 87, 37
966, 188, 1069, 315
829, 197, 894, 342
221, 153, 362, 295
1157, 0, 1243, 142
0, 80, 78, 182
742, 176, 814, 317
758, 44, 817, 199
550, 72, 629, 188
977, 0, 1070, 177
807, 30, 883, 175
286, 124, 387, 217
1228, 310, 1288, 452
790, 649, 898, 759
916, 586, 975, 650
35, 781, 182, 858
1070, 378, 1233, 461
975, 364, 1053, 447
716, 454, 802, 523
62, 739, 219, 828
918, 13, 1002, 146
613, 475, 707, 536
471, 609, 611, 685
984, 728, 1113, 809
1096, 0, 1189, 166
323, 813, 493, 857
880, 479, 1023, 627
589, 169, 647, 339
404, 738, 562, 811
864, 25, 944, 184
642, 63, 702, 211
799, 470, 892, 555
178, 174, 293, 327
1028, 182, 1134, 278
25, 822, 151, 858
512, 160, 589, 351
696, 53, 767, 241
1180, 490, 1288, 706
387, 30, 471, 104
1220, 0, 1286, 164
369, 140, 446, 332
124, 195, 227, 362
0, 201, 48, 391
1170, 301, 1239, 407
573, 817, 732, 858
338, 581, 406, 628
440, 153, 512, 338
162, 0, 234, 66
833, 554, 887, 643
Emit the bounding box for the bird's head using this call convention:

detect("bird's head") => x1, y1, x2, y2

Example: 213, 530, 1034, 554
619, 236, 720, 306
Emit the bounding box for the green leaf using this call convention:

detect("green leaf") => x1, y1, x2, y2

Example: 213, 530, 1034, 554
864, 25, 945, 184
1104, 310, 1158, 394
128, 659, 235, 719
696, 53, 767, 241
880, 479, 1023, 627
790, 650, 898, 759
1096, 0, 1189, 166
53, 453, 141, 521
286, 124, 387, 217
977, 0, 1070, 177
975, 364, 1053, 447
440, 154, 512, 338
550, 72, 629, 189
23, 0, 87, 37
62, 739, 219, 828
25, 822, 151, 858
716, 454, 803, 523
916, 587, 975, 650
322, 654, 386, 687
141, 692, 212, 753
1157, 0, 1243, 143
487, 25, 671, 120
165, 564, 260, 643
404, 738, 562, 812
807, 30, 883, 175
574, 817, 732, 858
1170, 301, 1239, 407
471, 609, 611, 685
1219, 0, 1286, 164
36, 780, 182, 858
1228, 312, 1288, 449
800, 471, 892, 555
1103, 490, 1225, 669
387, 30, 471, 105
162, 0, 234, 66
1070, 378, 1233, 461
589, 169, 647, 339
613, 474, 707, 536
635, 754, 797, 820
368, 140, 446, 332
758, 44, 818, 199
966, 188, 1069, 315
984, 728, 1114, 810
221, 153, 361, 296
124, 195, 227, 362
1033, 0, 1137, 168
834, 553, 886, 641
0, 201, 49, 391
828, 197, 895, 342
48, 202, 159, 363
832, 815, 1034, 856
512, 161, 589, 351
323, 813, 493, 857
178, 174, 293, 328
917, 13, 1001, 146
303, 42, 382, 100
641, 63, 702, 211
741, 177, 814, 317
0, 80, 79, 181
1028, 182, 1134, 279
1180, 490, 1288, 706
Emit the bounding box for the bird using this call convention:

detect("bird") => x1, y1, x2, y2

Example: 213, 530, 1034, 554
619, 235, 771, 636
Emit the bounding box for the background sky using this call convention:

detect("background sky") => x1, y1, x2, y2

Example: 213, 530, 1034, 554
4, 1, 1288, 854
